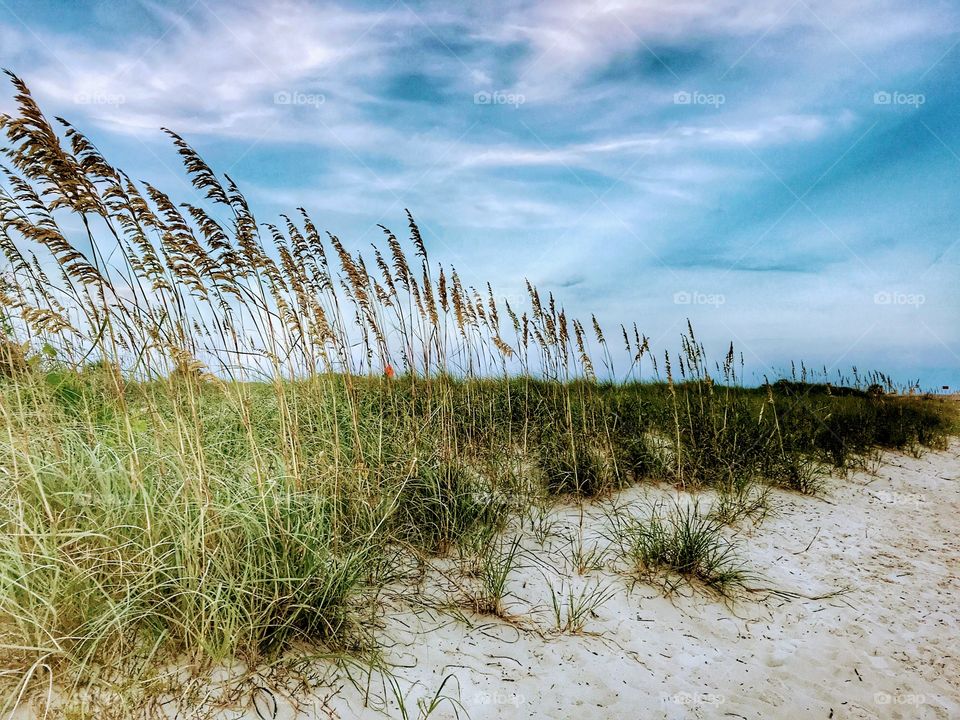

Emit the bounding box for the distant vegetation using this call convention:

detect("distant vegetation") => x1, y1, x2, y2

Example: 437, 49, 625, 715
0, 73, 955, 714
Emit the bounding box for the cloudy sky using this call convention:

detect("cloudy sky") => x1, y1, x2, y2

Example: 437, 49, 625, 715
1, 0, 958, 387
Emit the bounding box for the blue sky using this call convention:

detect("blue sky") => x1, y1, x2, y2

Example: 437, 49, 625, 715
1, 0, 958, 387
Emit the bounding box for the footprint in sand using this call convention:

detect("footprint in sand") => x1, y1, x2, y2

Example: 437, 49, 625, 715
765, 641, 798, 668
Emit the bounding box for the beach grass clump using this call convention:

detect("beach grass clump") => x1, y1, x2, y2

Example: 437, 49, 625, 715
608, 391, 665, 479
390, 458, 504, 554
774, 388, 954, 469
548, 580, 615, 633
539, 436, 610, 497
709, 476, 772, 525
465, 535, 523, 617
619, 501, 749, 595
0, 374, 382, 667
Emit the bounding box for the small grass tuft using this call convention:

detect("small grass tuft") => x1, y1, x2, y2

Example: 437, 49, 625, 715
548, 580, 615, 633
619, 500, 749, 595
465, 535, 523, 617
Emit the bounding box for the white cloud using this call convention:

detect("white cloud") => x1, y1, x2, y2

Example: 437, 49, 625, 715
5, 0, 405, 141
475, 0, 955, 102
459, 114, 835, 170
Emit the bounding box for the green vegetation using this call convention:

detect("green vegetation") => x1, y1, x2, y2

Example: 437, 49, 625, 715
616, 500, 749, 594
0, 74, 955, 713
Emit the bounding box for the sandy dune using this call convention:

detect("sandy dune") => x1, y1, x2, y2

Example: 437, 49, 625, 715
18, 442, 960, 719
306, 441, 958, 720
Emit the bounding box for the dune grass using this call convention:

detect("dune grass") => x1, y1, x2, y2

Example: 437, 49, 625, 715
0, 73, 956, 712
616, 500, 750, 595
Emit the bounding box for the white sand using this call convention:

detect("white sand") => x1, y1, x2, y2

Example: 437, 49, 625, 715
17, 442, 960, 719
314, 442, 960, 720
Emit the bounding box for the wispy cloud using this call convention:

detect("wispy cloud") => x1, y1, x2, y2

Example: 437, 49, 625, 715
1, 0, 958, 386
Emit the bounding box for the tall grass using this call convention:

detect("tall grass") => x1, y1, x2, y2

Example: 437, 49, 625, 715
0, 73, 955, 711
